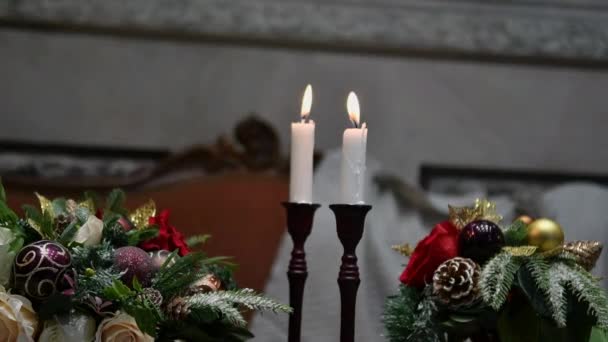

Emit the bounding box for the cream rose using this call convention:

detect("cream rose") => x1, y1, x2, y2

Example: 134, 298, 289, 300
0, 286, 38, 342
0, 227, 16, 287
95, 312, 153, 342
73, 215, 104, 246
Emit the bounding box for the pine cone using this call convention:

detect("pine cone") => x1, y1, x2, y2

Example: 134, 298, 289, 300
432, 257, 480, 307
187, 274, 222, 295
165, 296, 190, 320
563, 241, 603, 271
138, 288, 163, 307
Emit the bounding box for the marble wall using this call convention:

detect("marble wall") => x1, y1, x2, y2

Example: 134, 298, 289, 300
1, 28, 607, 182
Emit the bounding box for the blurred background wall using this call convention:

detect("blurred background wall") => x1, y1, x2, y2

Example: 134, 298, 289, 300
1, 27, 607, 183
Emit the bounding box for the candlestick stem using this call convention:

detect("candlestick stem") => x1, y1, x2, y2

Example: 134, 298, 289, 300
283, 202, 320, 342
330, 204, 372, 342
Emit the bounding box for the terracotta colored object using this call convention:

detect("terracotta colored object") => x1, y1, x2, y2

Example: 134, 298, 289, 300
5, 172, 288, 293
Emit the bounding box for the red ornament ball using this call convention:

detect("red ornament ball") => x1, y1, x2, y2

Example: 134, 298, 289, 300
458, 220, 505, 264
114, 246, 155, 287
13, 240, 73, 300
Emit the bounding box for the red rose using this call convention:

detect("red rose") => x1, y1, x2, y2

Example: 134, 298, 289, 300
399, 220, 459, 288
139, 209, 190, 256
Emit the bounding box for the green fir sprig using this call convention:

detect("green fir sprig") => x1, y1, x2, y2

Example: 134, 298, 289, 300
480, 251, 523, 310
187, 289, 292, 327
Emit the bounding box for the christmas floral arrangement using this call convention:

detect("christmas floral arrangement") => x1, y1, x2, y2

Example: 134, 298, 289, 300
385, 199, 608, 342
0, 183, 290, 341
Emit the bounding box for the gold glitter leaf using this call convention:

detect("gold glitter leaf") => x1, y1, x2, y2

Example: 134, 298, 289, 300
78, 198, 96, 213
538, 246, 563, 258
392, 243, 414, 257
449, 198, 503, 229
35, 192, 52, 215
503, 246, 538, 256
563, 241, 603, 271
129, 199, 156, 230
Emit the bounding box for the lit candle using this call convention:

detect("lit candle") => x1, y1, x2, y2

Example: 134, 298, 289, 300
289, 84, 315, 203
340, 92, 368, 204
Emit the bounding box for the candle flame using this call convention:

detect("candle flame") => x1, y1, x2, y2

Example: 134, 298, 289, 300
300, 84, 313, 120
347, 91, 360, 127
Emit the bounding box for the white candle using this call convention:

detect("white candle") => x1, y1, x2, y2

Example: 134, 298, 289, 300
340, 92, 368, 204
289, 84, 315, 203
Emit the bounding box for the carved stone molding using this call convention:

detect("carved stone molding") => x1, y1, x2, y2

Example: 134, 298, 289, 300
1, 0, 608, 63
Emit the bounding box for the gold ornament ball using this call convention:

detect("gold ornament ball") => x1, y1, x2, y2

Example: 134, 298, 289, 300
516, 215, 534, 225
526, 218, 565, 252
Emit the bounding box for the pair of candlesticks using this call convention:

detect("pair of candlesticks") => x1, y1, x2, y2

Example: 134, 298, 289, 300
282, 202, 372, 342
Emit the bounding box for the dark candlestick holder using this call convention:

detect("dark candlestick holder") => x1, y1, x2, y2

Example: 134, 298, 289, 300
329, 204, 372, 342
282, 202, 321, 342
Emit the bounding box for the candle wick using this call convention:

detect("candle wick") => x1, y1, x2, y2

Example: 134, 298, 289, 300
302, 113, 310, 123
352, 120, 359, 129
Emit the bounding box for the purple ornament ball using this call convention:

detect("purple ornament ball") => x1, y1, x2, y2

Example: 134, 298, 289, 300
13, 240, 73, 300
458, 220, 505, 264
114, 246, 155, 287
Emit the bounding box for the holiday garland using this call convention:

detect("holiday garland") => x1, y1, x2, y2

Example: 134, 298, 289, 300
0, 182, 291, 341
385, 199, 608, 342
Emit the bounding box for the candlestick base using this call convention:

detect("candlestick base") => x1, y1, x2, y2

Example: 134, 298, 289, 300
282, 202, 321, 342
329, 204, 372, 342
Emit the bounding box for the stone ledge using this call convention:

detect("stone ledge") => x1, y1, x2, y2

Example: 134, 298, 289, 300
1, 0, 608, 63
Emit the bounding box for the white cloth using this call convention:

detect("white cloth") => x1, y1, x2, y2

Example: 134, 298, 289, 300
250, 151, 513, 341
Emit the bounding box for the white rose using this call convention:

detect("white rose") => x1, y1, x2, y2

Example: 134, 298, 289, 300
73, 215, 104, 246
38, 313, 96, 342
95, 312, 153, 342
0, 227, 16, 287
0, 286, 38, 342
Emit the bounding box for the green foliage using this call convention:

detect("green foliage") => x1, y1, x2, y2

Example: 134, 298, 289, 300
74, 267, 123, 301
590, 327, 608, 342
124, 299, 163, 338
0, 179, 6, 203
480, 252, 523, 310
153, 252, 232, 300
23, 204, 55, 239
407, 293, 442, 342
102, 215, 129, 247
103, 279, 135, 301
202, 263, 238, 291
105, 189, 128, 216
187, 289, 292, 327
384, 285, 421, 342
83, 190, 102, 211
503, 220, 528, 246
187, 234, 212, 248
127, 227, 158, 246
101, 279, 163, 337
526, 257, 567, 326
71, 240, 115, 270
562, 264, 608, 329
0, 201, 19, 227
57, 221, 79, 246
51, 198, 67, 217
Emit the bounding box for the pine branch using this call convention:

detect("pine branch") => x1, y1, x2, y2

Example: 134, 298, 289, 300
188, 289, 292, 315
406, 291, 441, 342
187, 234, 211, 248
561, 263, 608, 329
527, 257, 567, 327
186, 293, 248, 327
383, 285, 421, 342
480, 252, 522, 310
